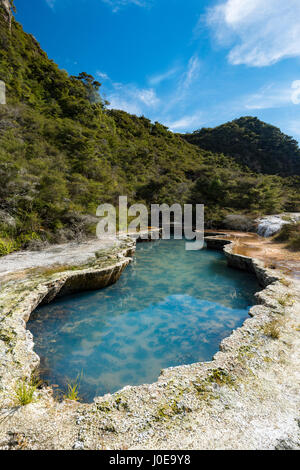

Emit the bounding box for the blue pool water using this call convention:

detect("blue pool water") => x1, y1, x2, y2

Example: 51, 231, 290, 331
28, 239, 259, 401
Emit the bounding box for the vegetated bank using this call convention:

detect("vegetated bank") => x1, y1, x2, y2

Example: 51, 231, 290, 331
0, 2, 300, 257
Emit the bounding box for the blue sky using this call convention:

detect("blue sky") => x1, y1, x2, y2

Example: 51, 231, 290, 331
15, 0, 300, 140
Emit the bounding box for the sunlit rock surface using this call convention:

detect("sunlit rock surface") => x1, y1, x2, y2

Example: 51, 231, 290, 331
256, 213, 300, 237
0, 0, 12, 25
0, 238, 122, 280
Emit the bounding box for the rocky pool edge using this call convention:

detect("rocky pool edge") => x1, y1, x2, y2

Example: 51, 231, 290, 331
0, 232, 299, 450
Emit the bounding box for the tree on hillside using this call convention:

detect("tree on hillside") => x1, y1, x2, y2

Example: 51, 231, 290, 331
72, 72, 102, 105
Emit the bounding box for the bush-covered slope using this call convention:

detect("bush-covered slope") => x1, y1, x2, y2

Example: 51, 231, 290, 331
183, 117, 300, 177
274, 222, 300, 251
0, 5, 300, 253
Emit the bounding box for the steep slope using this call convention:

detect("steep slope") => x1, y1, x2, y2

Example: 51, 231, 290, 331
183, 117, 300, 177
0, 4, 299, 254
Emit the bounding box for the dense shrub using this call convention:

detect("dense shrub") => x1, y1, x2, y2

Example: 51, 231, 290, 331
274, 223, 300, 250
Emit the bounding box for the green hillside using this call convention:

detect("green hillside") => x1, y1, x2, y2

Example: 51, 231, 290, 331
183, 117, 300, 177
0, 4, 300, 254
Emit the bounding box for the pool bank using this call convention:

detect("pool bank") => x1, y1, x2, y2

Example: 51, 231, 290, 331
0, 231, 299, 450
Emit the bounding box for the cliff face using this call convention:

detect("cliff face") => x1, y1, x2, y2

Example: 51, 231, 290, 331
0, 0, 12, 26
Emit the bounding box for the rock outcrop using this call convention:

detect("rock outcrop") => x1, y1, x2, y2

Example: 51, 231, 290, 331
256, 213, 300, 237
0, 0, 12, 27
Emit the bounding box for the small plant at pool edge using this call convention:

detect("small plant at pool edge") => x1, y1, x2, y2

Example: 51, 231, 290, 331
14, 379, 39, 406
64, 374, 82, 402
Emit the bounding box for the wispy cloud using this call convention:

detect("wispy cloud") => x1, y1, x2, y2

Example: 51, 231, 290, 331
239, 80, 300, 110
45, 0, 149, 12
45, 0, 56, 8
106, 82, 159, 114
183, 56, 201, 89
148, 67, 179, 86
206, 0, 300, 67
99, 54, 202, 129
161, 55, 202, 113
101, 0, 149, 13
291, 80, 300, 105
243, 82, 296, 110
165, 113, 203, 132
96, 71, 110, 81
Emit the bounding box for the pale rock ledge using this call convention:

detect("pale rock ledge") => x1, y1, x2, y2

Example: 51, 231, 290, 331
0, 233, 299, 450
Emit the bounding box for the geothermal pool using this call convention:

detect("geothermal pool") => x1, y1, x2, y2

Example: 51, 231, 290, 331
28, 239, 259, 402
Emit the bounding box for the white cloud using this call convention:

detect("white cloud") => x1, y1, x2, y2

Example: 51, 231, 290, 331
135, 88, 159, 107
160, 56, 202, 113
107, 96, 142, 115
107, 83, 159, 114
242, 80, 300, 110
291, 80, 300, 105
104, 54, 200, 120
183, 56, 201, 89
94, 71, 159, 111
166, 113, 203, 132
96, 71, 109, 81
243, 83, 294, 110
206, 0, 300, 66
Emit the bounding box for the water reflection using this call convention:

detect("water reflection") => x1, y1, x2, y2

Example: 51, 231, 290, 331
28, 239, 259, 401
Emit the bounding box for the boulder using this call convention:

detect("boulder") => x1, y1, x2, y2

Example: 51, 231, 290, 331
222, 214, 256, 232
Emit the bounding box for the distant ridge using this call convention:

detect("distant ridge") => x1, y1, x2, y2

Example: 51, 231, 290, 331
183, 117, 300, 177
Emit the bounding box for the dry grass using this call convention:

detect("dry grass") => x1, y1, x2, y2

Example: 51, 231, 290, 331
279, 278, 291, 287
277, 293, 294, 307
263, 321, 281, 340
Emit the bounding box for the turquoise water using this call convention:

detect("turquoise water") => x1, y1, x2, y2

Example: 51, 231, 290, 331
28, 239, 259, 401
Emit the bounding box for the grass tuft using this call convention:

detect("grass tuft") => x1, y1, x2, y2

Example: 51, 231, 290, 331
277, 293, 294, 307
14, 379, 39, 406
263, 321, 280, 339
0, 237, 17, 256
279, 278, 291, 287
64, 375, 82, 402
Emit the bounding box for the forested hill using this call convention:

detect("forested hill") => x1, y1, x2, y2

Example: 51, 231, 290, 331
0, 3, 300, 254
182, 117, 300, 177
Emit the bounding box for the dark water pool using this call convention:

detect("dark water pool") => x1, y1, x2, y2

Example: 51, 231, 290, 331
28, 239, 259, 401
